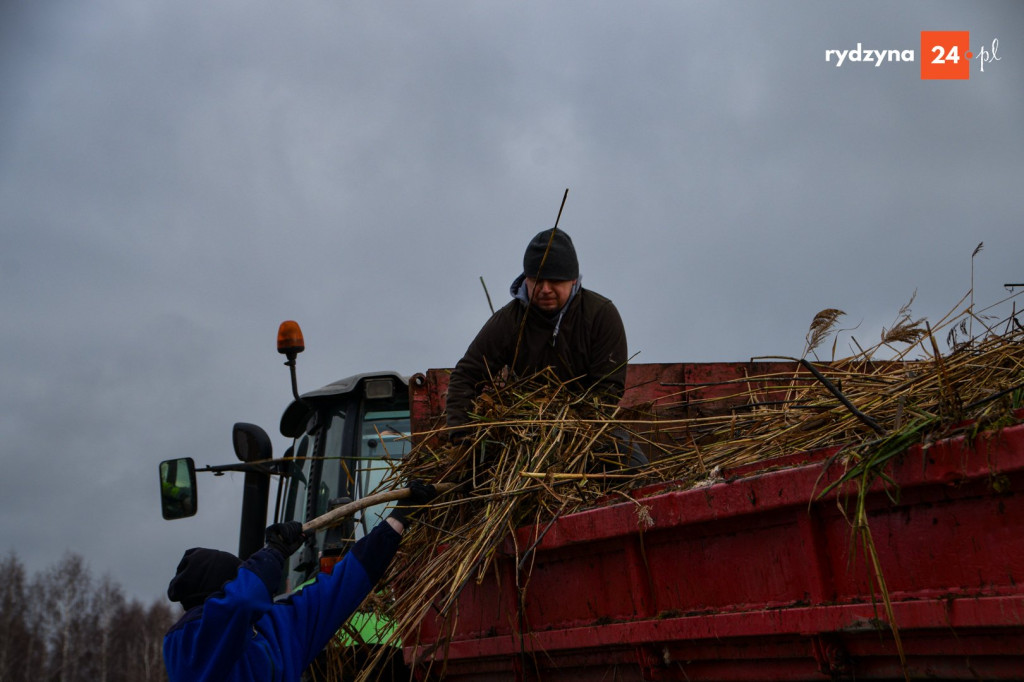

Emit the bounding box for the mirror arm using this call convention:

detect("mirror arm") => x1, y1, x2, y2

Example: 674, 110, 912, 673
199, 461, 291, 476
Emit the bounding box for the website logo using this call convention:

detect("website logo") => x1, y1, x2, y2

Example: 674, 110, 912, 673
824, 31, 1001, 79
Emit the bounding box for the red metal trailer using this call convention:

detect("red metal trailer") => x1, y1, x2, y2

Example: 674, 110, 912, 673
405, 363, 1024, 680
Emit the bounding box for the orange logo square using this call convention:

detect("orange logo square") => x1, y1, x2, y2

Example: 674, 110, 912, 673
921, 31, 970, 79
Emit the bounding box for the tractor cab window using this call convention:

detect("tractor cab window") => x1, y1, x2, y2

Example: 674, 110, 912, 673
282, 433, 311, 529
280, 429, 316, 592
316, 410, 350, 519
278, 407, 348, 591
354, 410, 412, 539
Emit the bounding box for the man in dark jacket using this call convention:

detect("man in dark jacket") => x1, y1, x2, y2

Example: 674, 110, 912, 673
163, 481, 435, 682
446, 228, 629, 431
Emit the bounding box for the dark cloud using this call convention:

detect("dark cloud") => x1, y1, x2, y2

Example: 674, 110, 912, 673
1, 1, 1022, 602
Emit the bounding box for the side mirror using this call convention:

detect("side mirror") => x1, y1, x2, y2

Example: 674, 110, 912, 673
159, 458, 197, 520
233, 422, 272, 463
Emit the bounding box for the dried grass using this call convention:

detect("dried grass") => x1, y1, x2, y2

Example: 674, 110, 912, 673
318, 293, 1023, 681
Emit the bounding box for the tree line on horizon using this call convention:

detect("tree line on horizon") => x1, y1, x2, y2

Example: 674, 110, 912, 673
0, 551, 176, 682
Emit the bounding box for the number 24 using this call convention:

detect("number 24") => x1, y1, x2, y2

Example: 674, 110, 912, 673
931, 45, 961, 64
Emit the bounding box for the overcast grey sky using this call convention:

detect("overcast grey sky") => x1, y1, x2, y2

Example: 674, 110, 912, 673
2, 1, 1021, 603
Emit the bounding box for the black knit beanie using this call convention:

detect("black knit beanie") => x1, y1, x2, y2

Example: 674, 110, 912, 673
523, 228, 579, 281
167, 548, 242, 610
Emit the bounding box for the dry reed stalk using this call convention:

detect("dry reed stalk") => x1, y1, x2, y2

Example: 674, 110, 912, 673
803, 307, 846, 361
321, 297, 1023, 681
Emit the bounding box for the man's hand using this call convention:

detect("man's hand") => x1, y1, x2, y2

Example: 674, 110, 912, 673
265, 521, 305, 557
388, 480, 438, 527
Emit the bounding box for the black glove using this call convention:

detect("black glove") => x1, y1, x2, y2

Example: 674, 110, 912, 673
388, 480, 438, 527
447, 427, 472, 447
265, 521, 305, 557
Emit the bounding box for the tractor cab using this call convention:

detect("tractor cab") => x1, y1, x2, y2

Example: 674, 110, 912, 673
276, 371, 412, 591
157, 322, 416, 677
158, 321, 414, 594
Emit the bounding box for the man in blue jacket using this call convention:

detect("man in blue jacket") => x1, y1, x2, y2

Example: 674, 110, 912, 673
163, 481, 435, 682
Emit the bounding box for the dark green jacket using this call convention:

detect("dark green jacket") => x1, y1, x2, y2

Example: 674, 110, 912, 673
446, 282, 627, 428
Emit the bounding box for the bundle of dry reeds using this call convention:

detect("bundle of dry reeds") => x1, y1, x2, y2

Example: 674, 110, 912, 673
324, 294, 1023, 681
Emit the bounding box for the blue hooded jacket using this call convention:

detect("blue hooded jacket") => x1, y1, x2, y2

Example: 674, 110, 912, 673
163, 521, 400, 682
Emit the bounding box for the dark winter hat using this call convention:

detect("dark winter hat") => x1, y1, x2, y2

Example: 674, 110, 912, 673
167, 547, 242, 610
523, 228, 579, 281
